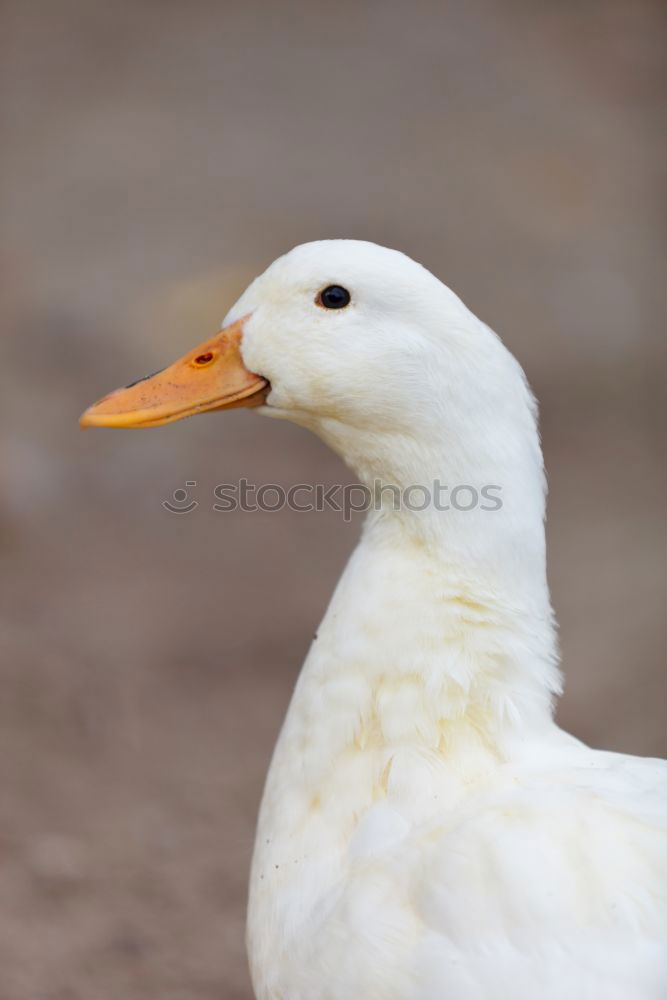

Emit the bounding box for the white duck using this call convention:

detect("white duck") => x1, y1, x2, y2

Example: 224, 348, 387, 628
81, 240, 666, 1000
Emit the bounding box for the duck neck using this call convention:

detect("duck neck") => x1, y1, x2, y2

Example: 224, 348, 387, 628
312, 502, 559, 750
299, 403, 561, 754
254, 428, 561, 882
259, 503, 560, 851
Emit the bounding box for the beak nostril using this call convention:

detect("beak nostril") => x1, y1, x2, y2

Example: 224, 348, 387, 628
194, 351, 215, 366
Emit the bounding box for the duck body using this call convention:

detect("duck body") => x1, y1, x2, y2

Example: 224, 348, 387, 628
80, 240, 667, 999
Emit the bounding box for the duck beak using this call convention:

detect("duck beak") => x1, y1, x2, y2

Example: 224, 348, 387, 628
79, 317, 268, 429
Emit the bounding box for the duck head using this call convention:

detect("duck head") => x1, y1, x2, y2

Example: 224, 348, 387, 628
81, 239, 540, 499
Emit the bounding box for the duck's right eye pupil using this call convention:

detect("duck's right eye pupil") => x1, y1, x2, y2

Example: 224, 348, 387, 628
318, 285, 351, 309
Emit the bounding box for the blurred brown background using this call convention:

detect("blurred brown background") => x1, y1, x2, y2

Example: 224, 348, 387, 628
1, 1, 665, 997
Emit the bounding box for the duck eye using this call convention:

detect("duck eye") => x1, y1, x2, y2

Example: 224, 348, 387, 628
317, 285, 351, 310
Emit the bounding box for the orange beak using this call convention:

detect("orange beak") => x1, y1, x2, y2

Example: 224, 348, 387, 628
79, 317, 268, 429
